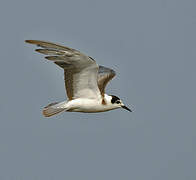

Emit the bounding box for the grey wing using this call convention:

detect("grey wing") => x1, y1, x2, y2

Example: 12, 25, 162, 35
26, 40, 101, 100
97, 66, 116, 96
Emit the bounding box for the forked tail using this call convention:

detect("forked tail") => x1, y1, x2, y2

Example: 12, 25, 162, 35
42, 101, 67, 117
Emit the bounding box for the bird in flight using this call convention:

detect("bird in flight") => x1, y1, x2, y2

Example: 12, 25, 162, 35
25, 40, 132, 117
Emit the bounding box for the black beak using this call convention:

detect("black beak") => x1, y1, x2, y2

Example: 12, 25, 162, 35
122, 105, 132, 112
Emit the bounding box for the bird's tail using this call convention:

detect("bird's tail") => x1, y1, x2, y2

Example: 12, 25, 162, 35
42, 101, 67, 117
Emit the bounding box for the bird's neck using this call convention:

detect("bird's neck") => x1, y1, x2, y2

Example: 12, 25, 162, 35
102, 94, 112, 105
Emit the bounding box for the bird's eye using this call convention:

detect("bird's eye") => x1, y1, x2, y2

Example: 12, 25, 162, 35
116, 101, 120, 104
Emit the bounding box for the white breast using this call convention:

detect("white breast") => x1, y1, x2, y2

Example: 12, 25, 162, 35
65, 95, 117, 113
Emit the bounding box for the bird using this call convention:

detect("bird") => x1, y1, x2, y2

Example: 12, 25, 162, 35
25, 40, 132, 117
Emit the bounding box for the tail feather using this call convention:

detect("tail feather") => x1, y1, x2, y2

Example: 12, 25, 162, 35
42, 101, 67, 117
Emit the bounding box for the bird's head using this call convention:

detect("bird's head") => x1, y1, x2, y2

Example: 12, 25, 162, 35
108, 95, 132, 112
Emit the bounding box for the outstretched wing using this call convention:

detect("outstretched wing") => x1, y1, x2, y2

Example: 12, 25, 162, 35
97, 66, 116, 96
26, 40, 101, 100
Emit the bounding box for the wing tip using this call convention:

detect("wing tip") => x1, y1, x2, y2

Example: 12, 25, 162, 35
25, 40, 35, 44
35, 49, 45, 54
25, 40, 43, 46
45, 56, 57, 60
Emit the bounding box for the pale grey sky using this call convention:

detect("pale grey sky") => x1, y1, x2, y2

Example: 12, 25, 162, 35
0, 0, 196, 179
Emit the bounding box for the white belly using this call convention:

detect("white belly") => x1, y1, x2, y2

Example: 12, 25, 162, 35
65, 98, 115, 113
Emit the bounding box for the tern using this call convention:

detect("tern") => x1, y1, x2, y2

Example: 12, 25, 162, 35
26, 40, 132, 117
